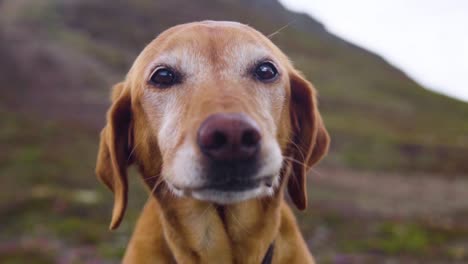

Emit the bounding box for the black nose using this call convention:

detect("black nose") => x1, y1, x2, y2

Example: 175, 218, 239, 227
197, 113, 261, 161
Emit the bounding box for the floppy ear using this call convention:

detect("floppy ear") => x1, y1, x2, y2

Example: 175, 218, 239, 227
286, 70, 330, 210
95, 82, 132, 230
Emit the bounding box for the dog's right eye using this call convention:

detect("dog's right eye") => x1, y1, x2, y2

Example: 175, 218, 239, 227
149, 67, 177, 87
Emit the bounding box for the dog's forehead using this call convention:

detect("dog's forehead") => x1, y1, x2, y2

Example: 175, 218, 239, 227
155, 21, 270, 52
142, 22, 282, 75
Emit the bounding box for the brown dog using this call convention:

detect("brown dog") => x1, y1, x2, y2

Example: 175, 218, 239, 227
96, 21, 329, 264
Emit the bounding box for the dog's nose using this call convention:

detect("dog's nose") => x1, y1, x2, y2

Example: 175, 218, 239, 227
197, 113, 261, 161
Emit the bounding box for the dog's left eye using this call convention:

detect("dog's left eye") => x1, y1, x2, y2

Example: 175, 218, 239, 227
254, 62, 278, 82
149, 67, 177, 87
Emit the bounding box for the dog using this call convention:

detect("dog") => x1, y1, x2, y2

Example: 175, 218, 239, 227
96, 21, 329, 264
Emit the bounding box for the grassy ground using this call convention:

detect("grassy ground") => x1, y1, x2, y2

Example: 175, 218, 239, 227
0, 107, 158, 263
304, 169, 468, 263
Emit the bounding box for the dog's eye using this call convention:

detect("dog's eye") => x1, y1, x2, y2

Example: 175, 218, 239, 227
149, 67, 177, 87
254, 62, 278, 82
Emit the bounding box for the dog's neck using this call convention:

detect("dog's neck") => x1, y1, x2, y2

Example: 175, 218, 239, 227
153, 186, 282, 263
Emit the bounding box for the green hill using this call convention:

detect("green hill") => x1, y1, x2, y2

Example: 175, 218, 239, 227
1, 0, 468, 174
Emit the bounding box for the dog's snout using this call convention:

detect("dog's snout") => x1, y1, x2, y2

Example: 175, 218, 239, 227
197, 113, 261, 161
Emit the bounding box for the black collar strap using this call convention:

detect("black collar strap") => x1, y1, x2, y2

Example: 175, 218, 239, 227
261, 242, 275, 264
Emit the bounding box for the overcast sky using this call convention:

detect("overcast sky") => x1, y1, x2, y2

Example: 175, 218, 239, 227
279, 0, 468, 102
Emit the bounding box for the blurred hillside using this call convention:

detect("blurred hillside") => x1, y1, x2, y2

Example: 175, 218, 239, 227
2, 0, 468, 263
1, 0, 468, 174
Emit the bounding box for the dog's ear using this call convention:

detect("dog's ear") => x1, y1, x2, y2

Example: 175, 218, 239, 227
286, 70, 330, 210
96, 82, 132, 230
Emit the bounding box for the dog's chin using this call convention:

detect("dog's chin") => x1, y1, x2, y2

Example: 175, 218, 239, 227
167, 176, 280, 204
191, 184, 275, 204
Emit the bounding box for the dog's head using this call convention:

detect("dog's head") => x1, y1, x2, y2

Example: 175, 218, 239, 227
96, 21, 329, 229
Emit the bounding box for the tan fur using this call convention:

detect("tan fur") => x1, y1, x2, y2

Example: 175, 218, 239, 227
96, 21, 330, 264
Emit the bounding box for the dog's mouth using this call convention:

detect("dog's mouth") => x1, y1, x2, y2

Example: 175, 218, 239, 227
192, 176, 274, 192
168, 175, 279, 204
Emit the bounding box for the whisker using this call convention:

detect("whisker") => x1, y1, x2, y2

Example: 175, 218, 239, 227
127, 141, 141, 162
144, 174, 161, 180
308, 167, 323, 177
199, 204, 213, 220
286, 139, 307, 162
225, 207, 252, 236
147, 174, 165, 197
288, 163, 303, 191
192, 204, 215, 246
267, 20, 295, 39
282, 156, 307, 167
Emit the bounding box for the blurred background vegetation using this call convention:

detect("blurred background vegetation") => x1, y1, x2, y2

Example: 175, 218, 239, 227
1, 0, 468, 263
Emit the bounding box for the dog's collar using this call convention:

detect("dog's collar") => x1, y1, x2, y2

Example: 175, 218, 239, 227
174, 241, 274, 263
261, 242, 275, 264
